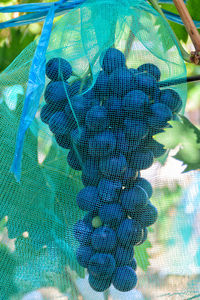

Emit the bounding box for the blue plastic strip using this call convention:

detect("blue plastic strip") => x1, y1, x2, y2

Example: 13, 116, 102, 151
163, 9, 200, 28
10, 4, 56, 182
0, 0, 86, 29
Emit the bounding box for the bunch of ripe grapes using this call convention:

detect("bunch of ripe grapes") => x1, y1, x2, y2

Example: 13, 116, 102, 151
41, 48, 182, 292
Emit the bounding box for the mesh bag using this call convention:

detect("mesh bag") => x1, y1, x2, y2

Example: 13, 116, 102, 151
0, 0, 188, 298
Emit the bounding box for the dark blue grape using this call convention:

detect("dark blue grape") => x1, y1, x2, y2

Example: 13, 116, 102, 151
88, 131, 116, 157
101, 48, 126, 74
70, 127, 90, 158
86, 106, 109, 132
129, 68, 138, 75
55, 134, 71, 149
76, 246, 94, 268
46, 57, 72, 81
124, 119, 149, 140
138, 203, 158, 227
114, 130, 129, 154
40, 104, 59, 124
148, 103, 172, 129
121, 167, 137, 187
134, 177, 153, 198
104, 96, 124, 126
115, 246, 134, 266
128, 258, 137, 270
70, 80, 81, 97
133, 73, 159, 99
67, 150, 82, 170
83, 89, 99, 108
122, 90, 149, 118
117, 219, 143, 246
99, 203, 126, 228
65, 95, 89, 125
137, 63, 161, 81
120, 186, 148, 213
158, 89, 182, 113
128, 150, 154, 170
108, 68, 135, 97
49, 112, 70, 135
88, 253, 116, 278
93, 71, 109, 97
88, 274, 112, 292
82, 159, 101, 187
98, 178, 122, 203
112, 266, 137, 291
44, 81, 72, 106
99, 154, 127, 177
76, 186, 102, 212
92, 226, 117, 252
74, 220, 94, 245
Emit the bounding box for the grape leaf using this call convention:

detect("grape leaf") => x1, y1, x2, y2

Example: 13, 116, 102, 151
135, 239, 152, 271
153, 116, 200, 171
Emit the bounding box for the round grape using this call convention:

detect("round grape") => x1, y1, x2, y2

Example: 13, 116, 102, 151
76, 186, 102, 213
82, 159, 101, 187
74, 220, 94, 245
49, 112, 70, 135
148, 103, 172, 129
92, 226, 117, 252
88, 131, 116, 157
124, 119, 149, 140
122, 90, 149, 118
55, 134, 71, 149
115, 246, 134, 266
88, 274, 112, 292
117, 219, 143, 246
40, 104, 58, 124
158, 89, 183, 113
128, 150, 154, 170
137, 63, 161, 81
44, 81, 72, 106
98, 178, 122, 203
76, 246, 94, 268
108, 68, 135, 97
88, 253, 116, 278
99, 154, 127, 177
101, 48, 126, 74
93, 71, 109, 97
138, 203, 158, 227
67, 150, 82, 170
120, 186, 148, 213
99, 203, 126, 228
46, 57, 72, 81
86, 105, 109, 132
134, 177, 153, 198
112, 266, 137, 291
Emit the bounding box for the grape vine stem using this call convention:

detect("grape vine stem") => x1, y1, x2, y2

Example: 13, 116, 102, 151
172, 0, 200, 64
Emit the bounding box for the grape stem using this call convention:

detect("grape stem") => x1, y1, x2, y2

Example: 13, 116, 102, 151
173, 0, 200, 63
147, 0, 190, 63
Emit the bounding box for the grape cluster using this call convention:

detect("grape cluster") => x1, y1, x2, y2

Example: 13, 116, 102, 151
41, 49, 183, 292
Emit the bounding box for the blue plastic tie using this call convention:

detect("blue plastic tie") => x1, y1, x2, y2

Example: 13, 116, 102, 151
10, 3, 56, 182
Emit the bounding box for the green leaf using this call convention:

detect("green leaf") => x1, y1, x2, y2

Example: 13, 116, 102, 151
153, 116, 200, 171
160, 3, 188, 43
135, 239, 152, 271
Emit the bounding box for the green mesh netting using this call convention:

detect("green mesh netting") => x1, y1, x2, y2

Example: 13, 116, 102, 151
0, 0, 191, 298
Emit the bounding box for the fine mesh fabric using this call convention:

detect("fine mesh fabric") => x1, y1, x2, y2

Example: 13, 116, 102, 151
0, 0, 189, 298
